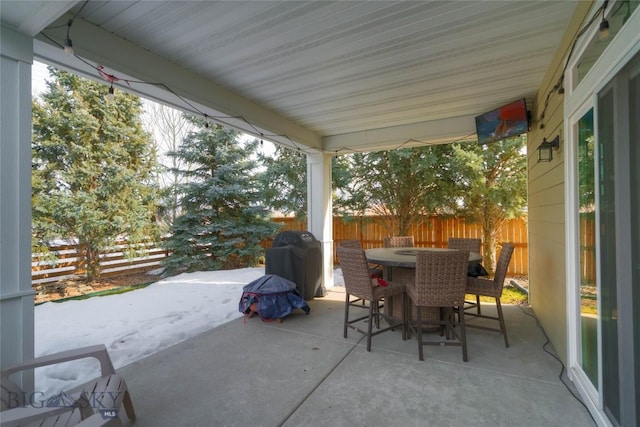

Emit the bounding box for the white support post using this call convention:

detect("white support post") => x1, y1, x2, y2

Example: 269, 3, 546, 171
306, 152, 333, 293
1, 25, 35, 391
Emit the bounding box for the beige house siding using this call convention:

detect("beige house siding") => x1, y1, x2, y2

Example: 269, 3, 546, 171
527, 1, 593, 364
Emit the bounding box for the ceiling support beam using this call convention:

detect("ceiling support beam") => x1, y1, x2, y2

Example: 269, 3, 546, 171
35, 14, 323, 151
323, 115, 477, 153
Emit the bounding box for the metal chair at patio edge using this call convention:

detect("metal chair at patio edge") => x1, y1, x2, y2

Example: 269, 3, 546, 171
464, 242, 515, 347
405, 250, 470, 362
337, 246, 406, 351
1, 344, 136, 426
383, 236, 414, 248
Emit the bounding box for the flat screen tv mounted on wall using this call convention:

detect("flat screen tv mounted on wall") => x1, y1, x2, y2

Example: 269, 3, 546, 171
475, 98, 529, 145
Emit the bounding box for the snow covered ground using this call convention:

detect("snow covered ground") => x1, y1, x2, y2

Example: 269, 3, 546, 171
33, 267, 344, 397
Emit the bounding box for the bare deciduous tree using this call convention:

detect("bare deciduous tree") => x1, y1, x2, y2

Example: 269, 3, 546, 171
143, 103, 192, 227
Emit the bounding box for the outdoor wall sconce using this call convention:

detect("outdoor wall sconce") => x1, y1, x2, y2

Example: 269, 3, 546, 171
599, 1, 610, 41
599, 17, 610, 40
537, 135, 560, 162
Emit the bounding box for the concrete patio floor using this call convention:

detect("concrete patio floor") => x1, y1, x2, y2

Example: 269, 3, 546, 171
117, 287, 595, 427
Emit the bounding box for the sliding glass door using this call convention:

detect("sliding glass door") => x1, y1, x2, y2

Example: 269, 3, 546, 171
628, 56, 639, 427
571, 52, 639, 427
577, 109, 598, 388
567, 3, 639, 424
597, 79, 620, 425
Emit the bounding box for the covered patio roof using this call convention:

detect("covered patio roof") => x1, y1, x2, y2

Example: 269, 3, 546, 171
1, 0, 578, 152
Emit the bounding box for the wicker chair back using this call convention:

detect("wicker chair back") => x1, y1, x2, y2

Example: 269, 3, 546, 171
411, 250, 469, 307
338, 239, 362, 249
337, 246, 375, 300
447, 237, 481, 253
383, 236, 414, 248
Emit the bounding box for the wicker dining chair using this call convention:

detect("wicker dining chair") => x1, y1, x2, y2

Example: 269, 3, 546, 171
405, 250, 470, 361
448, 237, 483, 308
338, 239, 362, 249
464, 242, 515, 347
337, 246, 406, 351
447, 237, 481, 253
338, 239, 383, 278
383, 236, 414, 248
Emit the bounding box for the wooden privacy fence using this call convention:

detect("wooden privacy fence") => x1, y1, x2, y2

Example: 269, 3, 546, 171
32, 240, 168, 286
272, 215, 529, 276
32, 215, 529, 285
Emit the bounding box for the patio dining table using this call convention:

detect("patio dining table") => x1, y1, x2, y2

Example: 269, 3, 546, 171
365, 247, 482, 325
365, 247, 482, 275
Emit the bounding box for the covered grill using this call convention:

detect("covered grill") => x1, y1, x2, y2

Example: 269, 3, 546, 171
265, 231, 324, 300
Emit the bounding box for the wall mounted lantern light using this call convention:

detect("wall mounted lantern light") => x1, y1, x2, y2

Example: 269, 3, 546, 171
537, 135, 560, 162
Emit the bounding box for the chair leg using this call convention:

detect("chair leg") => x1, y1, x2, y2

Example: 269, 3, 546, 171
387, 296, 395, 331
404, 294, 412, 339
476, 295, 481, 315
366, 299, 375, 351
416, 306, 424, 361
457, 306, 468, 362
401, 293, 407, 341
122, 388, 136, 421
496, 298, 509, 347
440, 307, 449, 339
344, 292, 350, 338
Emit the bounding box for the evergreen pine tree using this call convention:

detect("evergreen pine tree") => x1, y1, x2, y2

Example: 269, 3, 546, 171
32, 68, 161, 281
163, 119, 278, 273
256, 145, 353, 221
257, 145, 307, 220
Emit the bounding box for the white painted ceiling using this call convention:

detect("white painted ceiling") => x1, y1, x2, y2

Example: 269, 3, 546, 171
1, 0, 579, 153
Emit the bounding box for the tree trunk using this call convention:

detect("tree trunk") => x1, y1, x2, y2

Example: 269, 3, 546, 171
82, 243, 101, 282
482, 224, 498, 274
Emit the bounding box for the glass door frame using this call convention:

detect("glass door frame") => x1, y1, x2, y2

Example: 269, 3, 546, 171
566, 99, 602, 406
564, 3, 640, 425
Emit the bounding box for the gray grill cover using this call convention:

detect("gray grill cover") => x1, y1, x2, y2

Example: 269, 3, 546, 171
265, 231, 324, 300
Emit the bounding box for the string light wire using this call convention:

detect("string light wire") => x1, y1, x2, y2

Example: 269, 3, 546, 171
538, 1, 609, 129
333, 131, 478, 156
40, 27, 313, 153
42, 2, 506, 156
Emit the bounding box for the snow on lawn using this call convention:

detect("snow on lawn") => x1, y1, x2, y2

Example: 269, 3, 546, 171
33, 267, 344, 397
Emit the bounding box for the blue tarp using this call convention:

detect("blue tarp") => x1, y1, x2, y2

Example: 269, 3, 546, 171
239, 274, 310, 321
